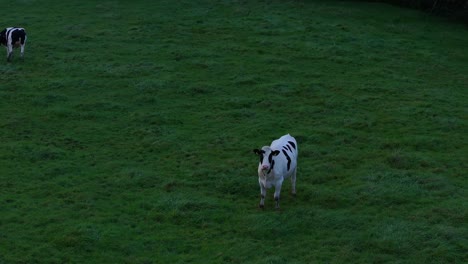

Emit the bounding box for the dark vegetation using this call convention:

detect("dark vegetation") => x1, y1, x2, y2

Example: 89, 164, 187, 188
1, 0, 467, 263
366, 0, 468, 23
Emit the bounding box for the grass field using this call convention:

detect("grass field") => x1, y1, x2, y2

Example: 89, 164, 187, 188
1, 0, 467, 263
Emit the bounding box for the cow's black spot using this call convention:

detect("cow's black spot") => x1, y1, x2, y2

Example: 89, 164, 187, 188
254, 149, 265, 163
268, 160, 275, 174
268, 152, 274, 164
282, 149, 291, 171
288, 141, 296, 150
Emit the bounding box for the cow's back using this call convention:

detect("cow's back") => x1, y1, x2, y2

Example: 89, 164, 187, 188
8, 28, 26, 45
270, 134, 298, 177
271, 134, 298, 157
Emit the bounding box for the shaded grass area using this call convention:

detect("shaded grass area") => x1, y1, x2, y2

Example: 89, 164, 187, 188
1, 0, 467, 263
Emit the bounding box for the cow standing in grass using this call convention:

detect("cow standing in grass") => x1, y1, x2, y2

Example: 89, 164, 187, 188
253, 134, 298, 209
0, 27, 27, 62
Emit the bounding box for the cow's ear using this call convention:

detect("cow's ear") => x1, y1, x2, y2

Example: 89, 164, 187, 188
253, 149, 261, 155
272, 150, 280, 156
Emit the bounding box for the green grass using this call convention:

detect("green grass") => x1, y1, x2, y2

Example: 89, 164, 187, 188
1, 0, 467, 263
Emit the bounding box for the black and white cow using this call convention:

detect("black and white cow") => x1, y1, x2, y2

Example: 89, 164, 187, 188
0, 27, 27, 62
253, 134, 298, 209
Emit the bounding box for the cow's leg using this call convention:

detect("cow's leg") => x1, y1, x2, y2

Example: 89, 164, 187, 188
20, 44, 25, 60
259, 180, 266, 208
274, 179, 283, 209
6, 46, 10, 61
291, 167, 297, 196
21, 36, 27, 60
7, 44, 13, 62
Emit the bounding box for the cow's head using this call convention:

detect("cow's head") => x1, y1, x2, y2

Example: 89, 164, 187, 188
253, 146, 280, 172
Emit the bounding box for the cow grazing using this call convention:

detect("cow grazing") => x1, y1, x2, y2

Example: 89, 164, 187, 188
253, 134, 298, 209
0, 27, 27, 62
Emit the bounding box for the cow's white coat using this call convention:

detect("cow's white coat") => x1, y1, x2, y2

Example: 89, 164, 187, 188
253, 134, 298, 209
